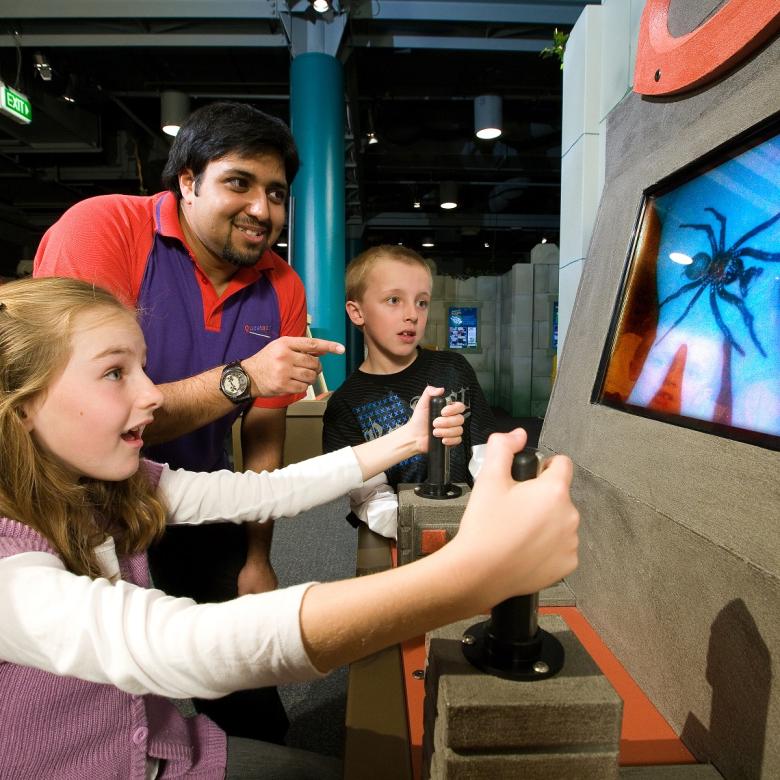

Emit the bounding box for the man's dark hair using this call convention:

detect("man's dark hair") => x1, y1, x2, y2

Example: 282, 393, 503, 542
161, 101, 300, 198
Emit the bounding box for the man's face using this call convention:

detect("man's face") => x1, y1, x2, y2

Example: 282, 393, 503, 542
178, 151, 288, 270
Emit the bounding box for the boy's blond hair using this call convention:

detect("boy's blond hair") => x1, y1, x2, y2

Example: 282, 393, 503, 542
346, 244, 432, 302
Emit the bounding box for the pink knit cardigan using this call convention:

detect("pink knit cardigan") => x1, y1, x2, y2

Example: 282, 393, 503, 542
0, 462, 227, 779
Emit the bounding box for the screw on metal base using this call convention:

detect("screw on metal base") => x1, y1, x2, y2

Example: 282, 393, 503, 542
461, 619, 564, 681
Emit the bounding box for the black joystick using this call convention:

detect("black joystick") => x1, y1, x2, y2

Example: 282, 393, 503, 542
461, 448, 565, 681
414, 396, 462, 500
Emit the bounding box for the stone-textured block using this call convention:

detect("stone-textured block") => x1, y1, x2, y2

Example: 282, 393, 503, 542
397, 484, 471, 566
476, 275, 497, 301
560, 132, 603, 265
512, 263, 533, 296
557, 260, 585, 357
561, 4, 603, 155
530, 242, 560, 266
599, 0, 633, 123
455, 277, 477, 299
423, 615, 621, 779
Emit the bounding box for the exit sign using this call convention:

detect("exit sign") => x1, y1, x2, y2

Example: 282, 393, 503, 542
0, 82, 32, 124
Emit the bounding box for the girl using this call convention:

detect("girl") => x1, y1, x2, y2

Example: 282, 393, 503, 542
0, 277, 579, 779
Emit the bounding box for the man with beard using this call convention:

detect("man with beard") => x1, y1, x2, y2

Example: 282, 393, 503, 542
34, 101, 343, 745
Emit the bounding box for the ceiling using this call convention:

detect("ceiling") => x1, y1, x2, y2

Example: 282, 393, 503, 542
0, 0, 597, 277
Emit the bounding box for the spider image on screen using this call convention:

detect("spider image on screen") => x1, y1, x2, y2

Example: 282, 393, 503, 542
594, 120, 780, 448
657, 207, 780, 357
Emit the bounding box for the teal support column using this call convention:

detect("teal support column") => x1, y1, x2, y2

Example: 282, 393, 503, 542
290, 52, 346, 389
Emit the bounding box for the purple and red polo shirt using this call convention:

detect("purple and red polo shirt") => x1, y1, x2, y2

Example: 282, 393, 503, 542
34, 191, 307, 471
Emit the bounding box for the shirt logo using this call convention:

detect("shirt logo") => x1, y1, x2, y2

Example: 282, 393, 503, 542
244, 324, 273, 339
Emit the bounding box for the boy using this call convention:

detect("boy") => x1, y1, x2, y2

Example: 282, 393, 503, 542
323, 245, 496, 538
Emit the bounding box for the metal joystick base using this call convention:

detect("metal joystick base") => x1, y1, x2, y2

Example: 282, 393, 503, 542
414, 482, 462, 500
414, 395, 462, 500
461, 614, 565, 681
462, 448, 565, 681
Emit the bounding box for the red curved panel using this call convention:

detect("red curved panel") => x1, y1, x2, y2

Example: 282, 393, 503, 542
634, 0, 780, 96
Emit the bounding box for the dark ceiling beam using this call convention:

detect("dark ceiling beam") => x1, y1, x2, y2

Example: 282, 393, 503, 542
348, 0, 592, 25
0, 33, 288, 48
0, 0, 278, 19
349, 34, 552, 52
362, 212, 559, 229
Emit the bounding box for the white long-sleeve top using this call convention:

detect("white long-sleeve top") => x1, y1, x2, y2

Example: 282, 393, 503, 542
0, 447, 363, 700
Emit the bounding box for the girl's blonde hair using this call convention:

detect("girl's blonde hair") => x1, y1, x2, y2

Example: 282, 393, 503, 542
0, 276, 166, 577
345, 244, 433, 302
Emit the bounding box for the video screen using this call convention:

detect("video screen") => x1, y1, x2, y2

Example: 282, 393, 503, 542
448, 306, 479, 350
594, 119, 780, 450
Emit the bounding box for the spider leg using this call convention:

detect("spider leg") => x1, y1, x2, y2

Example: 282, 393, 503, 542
659, 279, 704, 308
738, 266, 763, 298
716, 287, 765, 357
704, 207, 726, 252
730, 211, 780, 251
655, 283, 707, 347
709, 289, 746, 357
735, 247, 780, 262
679, 221, 718, 255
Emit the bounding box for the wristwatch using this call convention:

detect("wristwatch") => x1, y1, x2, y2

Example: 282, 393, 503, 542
219, 360, 252, 404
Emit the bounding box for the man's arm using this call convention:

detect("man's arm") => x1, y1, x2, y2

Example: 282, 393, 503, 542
141, 337, 343, 446
235, 406, 288, 595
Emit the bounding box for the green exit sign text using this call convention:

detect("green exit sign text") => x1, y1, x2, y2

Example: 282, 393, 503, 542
0, 82, 32, 125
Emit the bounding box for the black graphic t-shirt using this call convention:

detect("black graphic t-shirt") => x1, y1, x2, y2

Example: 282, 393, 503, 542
322, 348, 496, 487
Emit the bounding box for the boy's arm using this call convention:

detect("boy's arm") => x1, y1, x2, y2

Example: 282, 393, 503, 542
323, 390, 399, 539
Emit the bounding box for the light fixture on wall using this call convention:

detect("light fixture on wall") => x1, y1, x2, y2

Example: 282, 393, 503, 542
62, 74, 78, 103
439, 181, 458, 210
33, 52, 52, 81
161, 90, 190, 137
366, 106, 379, 145
311, 0, 331, 13
413, 199, 421, 209
422, 237, 435, 248
474, 94, 502, 140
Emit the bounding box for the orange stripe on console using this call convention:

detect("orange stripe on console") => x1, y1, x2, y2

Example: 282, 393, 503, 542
541, 606, 695, 766
399, 605, 695, 779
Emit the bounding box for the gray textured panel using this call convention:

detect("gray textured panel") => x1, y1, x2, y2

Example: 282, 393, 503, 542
423, 616, 620, 779
541, 18, 780, 780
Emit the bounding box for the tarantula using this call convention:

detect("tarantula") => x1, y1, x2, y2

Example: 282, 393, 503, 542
656, 207, 780, 357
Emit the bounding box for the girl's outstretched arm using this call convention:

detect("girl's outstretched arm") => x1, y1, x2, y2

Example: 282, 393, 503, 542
299, 429, 580, 672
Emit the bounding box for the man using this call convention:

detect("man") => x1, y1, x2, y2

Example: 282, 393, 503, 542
34, 101, 343, 743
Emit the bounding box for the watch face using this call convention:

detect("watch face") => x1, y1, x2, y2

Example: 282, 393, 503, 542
222, 367, 249, 397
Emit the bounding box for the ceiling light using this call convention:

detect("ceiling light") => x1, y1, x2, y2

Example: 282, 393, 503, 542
541, 237, 547, 244
669, 252, 692, 265
439, 181, 458, 210
161, 90, 190, 137
33, 52, 52, 82
312, 0, 330, 12
277, 241, 288, 248
474, 94, 502, 140
366, 131, 378, 145
422, 237, 435, 248
413, 199, 421, 209
484, 241, 490, 248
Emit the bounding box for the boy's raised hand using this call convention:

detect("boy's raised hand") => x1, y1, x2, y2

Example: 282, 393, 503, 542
409, 386, 465, 451
449, 429, 580, 613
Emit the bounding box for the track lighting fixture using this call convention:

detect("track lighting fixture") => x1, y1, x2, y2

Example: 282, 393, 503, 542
439, 181, 458, 210
161, 90, 190, 137
474, 94, 502, 140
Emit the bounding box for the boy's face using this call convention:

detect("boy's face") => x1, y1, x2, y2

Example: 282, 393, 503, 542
347, 258, 432, 367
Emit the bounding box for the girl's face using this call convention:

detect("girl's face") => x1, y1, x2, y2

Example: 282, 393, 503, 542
24, 307, 163, 482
